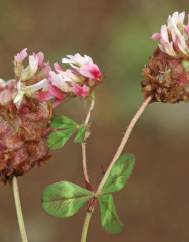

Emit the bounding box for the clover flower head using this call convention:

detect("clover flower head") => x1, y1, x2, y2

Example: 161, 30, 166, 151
14, 49, 50, 81
38, 54, 102, 106
0, 50, 102, 109
152, 11, 189, 57
62, 53, 102, 81
0, 49, 103, 182
12, 49, 52, 107
37, 68, 87, 105
142, 12, 189, 103
0, 78, 52, 182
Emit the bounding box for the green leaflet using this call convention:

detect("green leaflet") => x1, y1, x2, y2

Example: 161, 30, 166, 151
48, 115, 77, 149
74, 126, 86, 143
102, 153, 135, 194
42, 181, 94, 218
99, 194, 124, 234
51, 115, 77, 129
48, 129, 74, 149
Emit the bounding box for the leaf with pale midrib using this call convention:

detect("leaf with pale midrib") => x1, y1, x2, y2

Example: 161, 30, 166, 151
42, 181, 94, 218
102, 153, 135, 194
99, 194, 124, 234
51, 115, 77, 129
48, 129, 74, 149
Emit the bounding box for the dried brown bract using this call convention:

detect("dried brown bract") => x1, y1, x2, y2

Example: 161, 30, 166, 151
142, 48, 189, 103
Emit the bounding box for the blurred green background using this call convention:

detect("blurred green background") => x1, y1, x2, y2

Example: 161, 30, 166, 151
1, 0, 189, 242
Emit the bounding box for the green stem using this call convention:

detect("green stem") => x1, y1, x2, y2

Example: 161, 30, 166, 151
80, 211, 94, 242
12, 177, 28, 242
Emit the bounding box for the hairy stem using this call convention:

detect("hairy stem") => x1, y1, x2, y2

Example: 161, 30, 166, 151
12, 177, 28, 242
96, 95, 152, 195
80, 210, 94, 242
82, 94, 95, 184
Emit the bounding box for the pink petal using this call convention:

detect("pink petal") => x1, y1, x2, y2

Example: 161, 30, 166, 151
36, 51, 45, 67
48, 85, 65, 99
36, 90, 53, 101
80, 63, 102, 80
151, 32, 161, 41
54, 62, 63, 72
53, 97, 65, 108
37, 84, 65, 102
72, 84, 90, 97
42, 64, 51, 77
15, 48, 28, 62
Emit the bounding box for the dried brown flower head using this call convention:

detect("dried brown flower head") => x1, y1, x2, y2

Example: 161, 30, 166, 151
0, 88, 52, 182
142, 48, 189, 103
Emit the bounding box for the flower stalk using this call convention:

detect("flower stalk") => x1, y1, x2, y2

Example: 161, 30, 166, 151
81, 93, 95, 187
12, 177, 28, 242
96, 95, 152, 195
80, 95, 152, 242
80, 210, 94, 242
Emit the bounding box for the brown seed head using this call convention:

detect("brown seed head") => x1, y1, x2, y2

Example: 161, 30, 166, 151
142, 48, 189, 103
0, 93, 52, 183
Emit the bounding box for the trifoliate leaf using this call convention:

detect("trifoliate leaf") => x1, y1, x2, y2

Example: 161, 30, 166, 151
102, 153, 135, 194
74, 126, 86, 143
99, 194, 124, 234
42, 181, 94, 218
